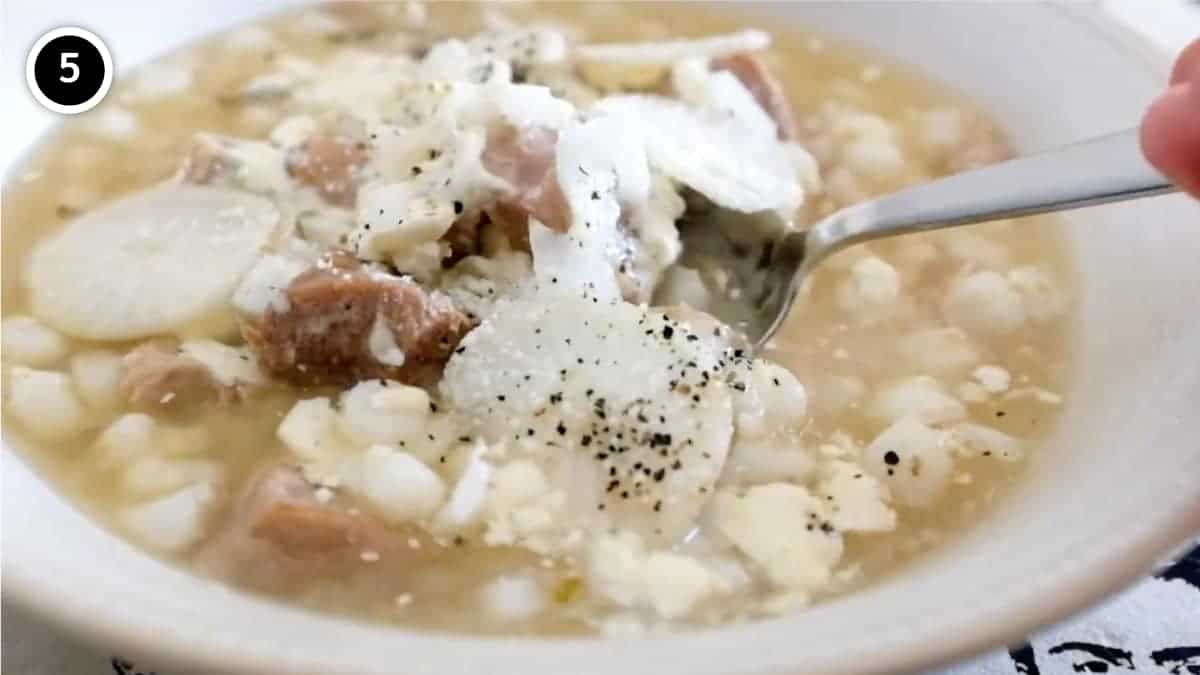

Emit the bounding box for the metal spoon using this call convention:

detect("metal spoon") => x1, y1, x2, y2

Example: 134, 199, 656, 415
673, 128, 1176, 348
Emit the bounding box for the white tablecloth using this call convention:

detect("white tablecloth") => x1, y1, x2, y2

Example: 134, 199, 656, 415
3, 2, 1198, 674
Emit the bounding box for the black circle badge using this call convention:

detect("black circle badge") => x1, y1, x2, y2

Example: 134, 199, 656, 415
26, 27, 113, 114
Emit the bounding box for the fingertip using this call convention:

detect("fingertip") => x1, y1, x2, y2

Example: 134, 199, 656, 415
1169, 39, 1200, 86
1140, 82, 1200, 197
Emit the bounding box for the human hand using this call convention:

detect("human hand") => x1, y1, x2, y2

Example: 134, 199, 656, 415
1140, 39, 1200, 197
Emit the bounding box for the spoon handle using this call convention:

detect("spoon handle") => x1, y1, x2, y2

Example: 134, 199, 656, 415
804, 128, 1177, 264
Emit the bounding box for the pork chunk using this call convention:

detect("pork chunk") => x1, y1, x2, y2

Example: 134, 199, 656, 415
121, 341, 242, 408
480, 125, 571, 245
285, 133, 368, 207
242, 254, 475, 387
195, 464, 439, 593
713, 52, 797, 141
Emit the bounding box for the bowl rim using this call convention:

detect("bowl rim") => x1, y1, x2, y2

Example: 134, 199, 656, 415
3, 5, 1198, 675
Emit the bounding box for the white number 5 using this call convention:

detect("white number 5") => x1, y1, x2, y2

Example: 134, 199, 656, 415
59, 52, 79, 83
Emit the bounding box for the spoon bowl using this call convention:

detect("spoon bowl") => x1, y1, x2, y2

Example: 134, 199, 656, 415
675, 128, 1175, 347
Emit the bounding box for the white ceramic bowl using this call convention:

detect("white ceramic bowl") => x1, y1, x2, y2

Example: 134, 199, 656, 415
4, 4, 1199, 675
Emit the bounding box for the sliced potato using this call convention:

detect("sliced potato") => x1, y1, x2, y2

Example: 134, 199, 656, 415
30, 184, 278, 340
440, 295, 734, 546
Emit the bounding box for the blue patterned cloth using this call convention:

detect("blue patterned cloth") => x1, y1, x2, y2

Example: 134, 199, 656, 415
938, 545, 1200, 675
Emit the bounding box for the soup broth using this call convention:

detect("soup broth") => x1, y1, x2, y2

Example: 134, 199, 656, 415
2, 2, 1072, 636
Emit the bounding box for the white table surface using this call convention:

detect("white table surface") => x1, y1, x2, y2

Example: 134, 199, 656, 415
2, 2, 1198, 674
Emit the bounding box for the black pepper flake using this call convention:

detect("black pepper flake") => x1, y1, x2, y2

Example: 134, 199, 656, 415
652, 468, 666, 482
453, 200, 464, 214
883, 450, 900, 466
497, 395, 506, 402
671, 459, 682, 470
995, 410, 1006, 418
662, 325, 674, 340
556, 422, 567, 436
590, 190, 600, 200
527, 428, 535, 437
581, 434, 593, 447
411, 166, 423, 175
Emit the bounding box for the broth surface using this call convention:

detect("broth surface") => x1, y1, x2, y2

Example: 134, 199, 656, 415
2, 2, 1073, 636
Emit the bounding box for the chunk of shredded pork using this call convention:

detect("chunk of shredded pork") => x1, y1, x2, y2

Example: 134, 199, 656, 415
195, 464, 439, 592
713, 52, 797, 141
121, 341, 242, 408
242, 253, 475, 387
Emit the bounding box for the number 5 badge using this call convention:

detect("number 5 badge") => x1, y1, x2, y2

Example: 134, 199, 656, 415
26, 26, 114, 114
